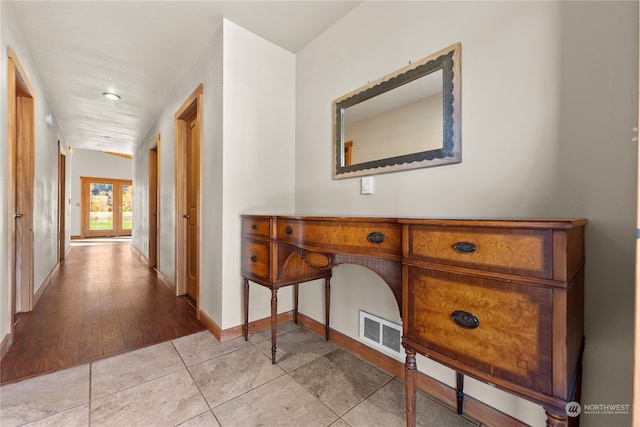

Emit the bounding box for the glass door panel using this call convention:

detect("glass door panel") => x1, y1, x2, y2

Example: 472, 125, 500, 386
121, 184, 132, 231
89, 182, 114, 232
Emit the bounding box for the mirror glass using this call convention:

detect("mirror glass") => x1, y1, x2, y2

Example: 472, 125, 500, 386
333, 43, 461, 179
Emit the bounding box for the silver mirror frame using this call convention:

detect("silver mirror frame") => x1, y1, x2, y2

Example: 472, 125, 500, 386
333, 43, 461, 179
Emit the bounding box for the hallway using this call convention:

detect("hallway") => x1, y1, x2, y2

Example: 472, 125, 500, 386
1, 239, 205, 384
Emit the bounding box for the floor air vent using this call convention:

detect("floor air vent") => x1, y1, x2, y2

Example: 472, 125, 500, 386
359, 311, 403, 360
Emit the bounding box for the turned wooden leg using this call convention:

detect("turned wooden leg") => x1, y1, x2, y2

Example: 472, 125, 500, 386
243, 278, 249, 341
545, 409, 568, 427
405, 348, 417, 427
324, 276, 331, 341
270, 289, 278, 364
456, 372, 464, 415
294, 283, 299, 324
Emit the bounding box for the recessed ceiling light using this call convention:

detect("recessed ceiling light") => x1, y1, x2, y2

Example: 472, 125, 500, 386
102, 92, 121, 101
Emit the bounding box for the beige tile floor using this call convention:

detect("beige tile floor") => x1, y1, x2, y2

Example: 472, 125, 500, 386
0, 323, 481, 427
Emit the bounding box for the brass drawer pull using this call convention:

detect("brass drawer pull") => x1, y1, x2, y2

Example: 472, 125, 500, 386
451, 310, 480, 329
252, 224, 258, 230
251, 255, 258, 263
367, 232, 386, 244
285, 226, 293, 235
453, 242, 477, 254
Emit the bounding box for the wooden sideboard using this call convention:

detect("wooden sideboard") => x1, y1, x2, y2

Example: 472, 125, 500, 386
241, 215, 586, 427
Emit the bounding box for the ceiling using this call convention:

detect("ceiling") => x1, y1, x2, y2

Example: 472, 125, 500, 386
8, 1, 361, 155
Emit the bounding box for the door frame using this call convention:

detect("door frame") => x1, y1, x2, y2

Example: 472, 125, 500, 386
80, 177, 133, 237
7, 47, 35, 321
148, 134, 160, 269
175, 84, 203, 306
58, 142, 66, 261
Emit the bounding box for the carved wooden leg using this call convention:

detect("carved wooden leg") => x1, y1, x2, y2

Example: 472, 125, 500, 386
270, 288, 278, 364
243, 278, 249, 341
294, 283, 299, 324
324, 276, 331, 341
544, 409, 568, 427
456, 372, 464, 415
405, 348, 417, 427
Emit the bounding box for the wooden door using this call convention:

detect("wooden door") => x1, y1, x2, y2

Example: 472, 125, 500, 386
148, 137, 160, 269
8, 49, 35, 316
186, 115, 199, 300
175, 84, 202, 306
81, 177, 132, 237
344, 141, 353, 166
58, 144, 66, 261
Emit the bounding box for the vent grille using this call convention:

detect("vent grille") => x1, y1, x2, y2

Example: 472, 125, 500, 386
359, 311, 403, 360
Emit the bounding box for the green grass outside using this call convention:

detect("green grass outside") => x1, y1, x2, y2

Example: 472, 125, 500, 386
90, 221, 132, 231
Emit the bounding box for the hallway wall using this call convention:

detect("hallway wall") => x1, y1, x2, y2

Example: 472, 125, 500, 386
1, 3, 70, 342
133, 19, 296, 329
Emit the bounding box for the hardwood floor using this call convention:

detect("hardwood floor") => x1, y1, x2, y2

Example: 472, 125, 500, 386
1, 239, 205, 384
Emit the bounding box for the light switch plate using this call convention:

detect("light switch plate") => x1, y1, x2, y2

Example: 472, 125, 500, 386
361, 176, 374, 195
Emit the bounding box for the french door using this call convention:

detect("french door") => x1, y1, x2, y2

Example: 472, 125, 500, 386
81, 177, 133, 237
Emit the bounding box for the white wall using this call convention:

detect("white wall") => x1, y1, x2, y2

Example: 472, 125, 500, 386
295, 2, 637, 426
133, 19, 296, 329
557, 2, 637, 425
134, 20, 225, 293
69, 149, 132, 237
1, 2, 70, 340
220, 20, 296, 328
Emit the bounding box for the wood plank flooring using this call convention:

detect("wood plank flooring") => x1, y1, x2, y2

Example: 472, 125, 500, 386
0, 239, 205, 384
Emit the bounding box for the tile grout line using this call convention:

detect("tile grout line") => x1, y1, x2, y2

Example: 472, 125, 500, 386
170, 338, 222, 426
88, 362, 93, 427
181, 339, 299, 425
212, 341, 289, 411
284, 365, 343, 427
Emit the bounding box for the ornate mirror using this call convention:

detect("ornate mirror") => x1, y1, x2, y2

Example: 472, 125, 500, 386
333, 43, 461, 179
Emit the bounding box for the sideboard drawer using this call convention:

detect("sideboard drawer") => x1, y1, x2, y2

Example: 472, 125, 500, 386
276, 218, 401, 257
406, 225, 553, 279
403, 266, 552, 394
242, 238, 270, 282
242, 216, 272, 238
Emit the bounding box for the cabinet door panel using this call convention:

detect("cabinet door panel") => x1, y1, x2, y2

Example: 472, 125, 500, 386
404, 266, 553, 394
